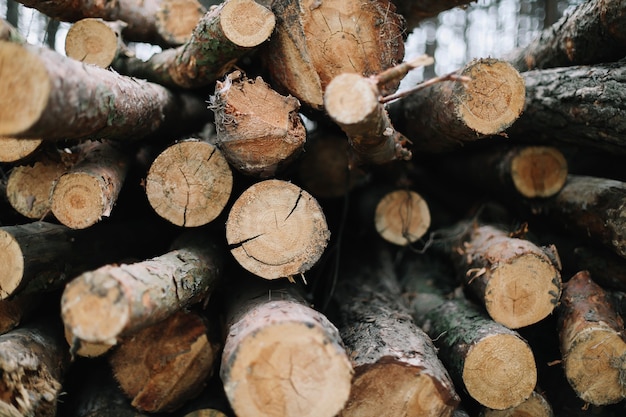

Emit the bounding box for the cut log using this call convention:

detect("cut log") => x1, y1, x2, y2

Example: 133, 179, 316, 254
506, 0, 626, 71
61, 231, 223, 347
226, 179, 330, 280
558, 270, 626, 405
0, 137, 42, 163
0, 293, 42, 334
109, 310, 221, 413
112, 0, 275, 89
155, 0, 207, 46
65, 18, 125, 68
220, 282, 353, 417
393, 0, 475, 30
263, 0, 405, 110
145, 139, 233, 227
374, 189, 431, 246
572, 246, 626, 293
64, 325, 114, 358
0, 41, 211, 141
210, 71, 306, 177
389, 58, 526, 152
478, 390, 554, 417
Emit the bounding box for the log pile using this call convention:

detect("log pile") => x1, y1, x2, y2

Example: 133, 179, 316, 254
1, 0, 626, 416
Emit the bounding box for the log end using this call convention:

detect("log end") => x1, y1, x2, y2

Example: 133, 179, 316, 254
51, 172, 107, 229
0, 137, 42, 163
63, 325, 114, 358
220, 0, 276, 48
0, 230, 24, 300
7, 159, 65, 219
480, 390, 553, 417
156, 0, 206, 45
324, 73, 379, 127
65, 18, 119, 68
510, 146, 568, 198
374, 190, 431, 246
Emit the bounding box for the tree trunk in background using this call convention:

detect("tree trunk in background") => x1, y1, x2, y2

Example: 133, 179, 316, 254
44, 16, 59, 48
6, 0, 19, 28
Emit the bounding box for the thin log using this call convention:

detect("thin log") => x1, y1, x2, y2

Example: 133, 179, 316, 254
505, 0, 626, 71
0, 41, 211, 141
0, 137, 42, 163
110, 310, 221, 413
389, 58, 526, 152
558, 270, 626, 405
61, 231, 222, 347
393, 0, 476, 30
155, 0, 207, 46
478, 390, 554, 417
145, 139, 233, 227
210, 71, 306, 178
374, 189, 431, 246
112, 0, 275, 89
225, 179, 330, 280
65, 18, 125, 68
220, 282, 353, 417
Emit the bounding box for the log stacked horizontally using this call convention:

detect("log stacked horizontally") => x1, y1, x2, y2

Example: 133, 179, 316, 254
1, 0, 626, 416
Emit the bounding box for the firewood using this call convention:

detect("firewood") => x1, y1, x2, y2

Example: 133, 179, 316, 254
226, 179, 330, 280
393, 0, 475, 30
478, 390, 553, 417
558, 270, 626, 405
0, 293, 42, 334
145, 139, 233, 227
109, 310, 221, 413
263, 0, 405, 110
506, 0, 626, 71
64, 18, 125, 68
0, 318, 70, 417
572, 246, 626, 293
220, 281, 353, 417
113, 0, 275, 89
373, 189, 431, 246
210, 71, 306, 178
0, 137, 42, 163
0, 41, 211, 141
334, 243, 460, 417
64, 325, 114, 358
61, 231, 223, 347
155, 0, 207, 46
389, 58, 525, 152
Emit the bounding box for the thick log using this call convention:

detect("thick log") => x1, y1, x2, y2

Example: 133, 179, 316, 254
558, 270, 626, 405
374, 189, 431, 246
572, 245, 626, 292
0, 293, 42, 334
145, 139, 233, 227
220, 282, 353, 417
506, 0, 626, 71
110, 310, 221, 413
0, 41, 211, 141
508, 62, 626, 154
210, 71, 306, 177
112, 0, 275, 89
263, 0, 405, 110
390, 58, 526, 152
393, 0, 475, 30
0, 137, 42, 163
226, 179, 330, 280
478, 390, 553, 417
61, 231, 222, 347
65, 18, 125, 68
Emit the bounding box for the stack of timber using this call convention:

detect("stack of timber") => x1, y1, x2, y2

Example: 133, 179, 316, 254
0, 0, 626, 416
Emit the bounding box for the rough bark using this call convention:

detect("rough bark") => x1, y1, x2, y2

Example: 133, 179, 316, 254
210, 71, 306, 177
110, 310, 221, 413
393, 0, 476, 30
145, 139, 233, 227
558, 270, 626, 405
374, 189, 431, 246
112, 0, 275, 89
572, 245, 626, 292
220, 282, 353, 417
64, 18, 125, 68
0, 138, 42, 163
226, 179, 330, 280
0, 41, 211, 141
0, 293, 42, 335
506, 0, 626, 72
508, 61, 626, 154
61, 231, 223, 347
478, 390, 554, 417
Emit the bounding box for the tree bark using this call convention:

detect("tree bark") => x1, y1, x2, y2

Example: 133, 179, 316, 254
506, 0, 626, 72
0, 293, 42, 334
558, 270, 626, 405
226, 179, 330, 280
220, 282, 353, 417
210, 71, 306, 178
0, 41, 211, 141
64, 18, 125, 68
393, 0, 475, 30
390, 58, 526, 152
112, 0, 275, 89
145, 139, 233, 227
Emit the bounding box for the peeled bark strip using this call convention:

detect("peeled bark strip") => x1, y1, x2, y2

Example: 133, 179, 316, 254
0, 41, 210, 141
0, 137, 42, 163
113, 0, 275, 89
0, 319, 69, 417
61, 232, 222, 346
390, 58, 525, 152
264, 0, 405, 110
324, 73, 412, 165
221, 283, 353, 417
65, 18, 125, 68
211, 71, 306, 177
394, 0, 475, 29
374, 189, 431, 246
226, 179, 330, 279
110, 310, 221, 413
145, 139, 233, 227
558, 270, 626, 405
506, 0, 626, 71
479, 390, 553, 417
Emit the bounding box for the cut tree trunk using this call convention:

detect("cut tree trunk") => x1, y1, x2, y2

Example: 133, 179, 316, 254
210, 71, 306, 177
145, 139, 233, 227
112, 0, 275, 89
389, 58, 526, 152
373, 189, 431, 246
263, 0, 405, 110
109, 310, 221, 413
61, 231, 223, 347
558, 270, 626, 405
0, 293, 42, 334
506, 0, 626, 71
478, 390, 554, 417
225, 179, 330, 280
393, 0, 476, 30
508, 61, 626, 154
0, 137, 42, 163
572, 245, 626, 293
64, 18, 125, 68
220, 281, 353, 417
0, 41, 211, 141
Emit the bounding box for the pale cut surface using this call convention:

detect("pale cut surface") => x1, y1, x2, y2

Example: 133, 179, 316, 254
510, 146, 568, 198
0, 231, 24, 300
7, 159, 66, 219
156, 0, 206, 45
51, 172, 104, 229
0, 138, 41, 162
481, 390, 553, 417
375, 190, 431, 246
65, 18, 119, 67
324, 73, 379, 125
220, 0, 275, 47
